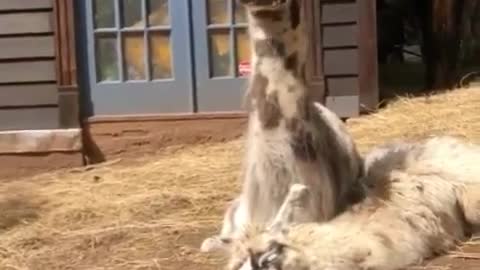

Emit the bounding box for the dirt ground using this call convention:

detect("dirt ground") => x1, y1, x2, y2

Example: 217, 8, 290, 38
0, 87, 479, 270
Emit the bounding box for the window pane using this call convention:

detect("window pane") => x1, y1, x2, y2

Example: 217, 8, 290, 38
209, 29, 232, 77
94, 0, 115, 28
122, 0, 144, 28
235, 28, 250, 76
207, 0, 229, 25
95, 35, 119, 82
150, 32, 173, 79
123, 33, 146, 80
148, 0, 170, 26
234, 2, 247, 24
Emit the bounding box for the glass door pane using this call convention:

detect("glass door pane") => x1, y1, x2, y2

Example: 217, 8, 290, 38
150, 32, 173, 79
123, 32, 145, 80
93, 0, 116, 28
208, 0, 229, 24
235, 28, 250, 75
209, 29, 232, 77
95, 34, 119, 82
148, 0, 170, 26
121, 0, 144, 28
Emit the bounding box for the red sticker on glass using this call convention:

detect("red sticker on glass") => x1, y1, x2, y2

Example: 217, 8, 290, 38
238, 61, 251, 76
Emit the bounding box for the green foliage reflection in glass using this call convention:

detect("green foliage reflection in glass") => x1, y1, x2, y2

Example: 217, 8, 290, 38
93, 0, 173, 82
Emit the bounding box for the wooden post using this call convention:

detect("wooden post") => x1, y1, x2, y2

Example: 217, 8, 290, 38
358, 0, 379, 112
53, 0, 80, 128
304, 0, 326, 103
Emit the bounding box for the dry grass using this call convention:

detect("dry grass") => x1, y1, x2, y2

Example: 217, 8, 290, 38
348, 87, 480, 152
0, 87, 479, 270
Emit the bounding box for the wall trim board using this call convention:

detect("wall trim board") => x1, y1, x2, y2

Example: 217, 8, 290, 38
0, 128, 82, 154
86, 111, 249, 124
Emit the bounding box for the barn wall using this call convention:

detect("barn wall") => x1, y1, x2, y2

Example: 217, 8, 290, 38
321, 1, 361, 117
306, 0, 378, 117
0, 0, 82, 158
0, 0, 59, 131
53, 0, 80, 129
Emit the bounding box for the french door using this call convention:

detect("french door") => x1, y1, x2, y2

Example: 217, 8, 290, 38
78, 0, 250, 116
191, 0, 251, 112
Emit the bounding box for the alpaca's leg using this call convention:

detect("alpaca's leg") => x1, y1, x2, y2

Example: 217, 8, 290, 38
268, 183, 310, 233
200, 197, 246, 253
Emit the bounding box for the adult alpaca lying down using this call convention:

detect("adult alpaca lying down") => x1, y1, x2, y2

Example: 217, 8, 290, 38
226, 136, 480, 270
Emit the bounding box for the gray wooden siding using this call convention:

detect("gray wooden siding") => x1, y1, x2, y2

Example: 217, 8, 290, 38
321, 2, 358, 24
0, 36, 55, 59
0, 2, 58, 131
322, 25, 358, 48
0, 12, 53, 35
320, 0, 361, 116
0, 0, 52, 11
326, 77, 359, 96
323, 49, 359, 75
0, 108, 59, 131
0, 84, 57, 107
0, 61, 56, 83
326, 96, 359, 118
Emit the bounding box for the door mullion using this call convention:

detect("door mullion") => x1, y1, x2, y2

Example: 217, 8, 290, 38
114, 0, 125, 82
142, 0, 151, 81
228, 0, 235, 78
186, 0, 198, 112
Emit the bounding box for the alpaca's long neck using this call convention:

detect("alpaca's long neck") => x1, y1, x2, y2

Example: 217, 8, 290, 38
245, 8, 310, 128
248, 12, 308, 83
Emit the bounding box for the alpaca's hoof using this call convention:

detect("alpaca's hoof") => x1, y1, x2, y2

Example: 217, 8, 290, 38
289, 184, 308, 200
200, 237, 223, 253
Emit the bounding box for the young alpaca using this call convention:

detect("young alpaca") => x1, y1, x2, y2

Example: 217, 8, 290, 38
201, 0, 364, 252
228, 136, 480, 270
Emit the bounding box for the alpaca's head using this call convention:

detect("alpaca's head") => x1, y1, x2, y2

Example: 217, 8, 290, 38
238, 0, 302, 30
238, 0, 288, 9
226, 225, 309, 270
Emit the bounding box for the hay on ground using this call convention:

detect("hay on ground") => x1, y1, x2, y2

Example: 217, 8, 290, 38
0, 87, 479, 270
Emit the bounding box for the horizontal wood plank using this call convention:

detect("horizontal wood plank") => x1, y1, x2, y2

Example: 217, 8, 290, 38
322, 2, 358, 24
0, 128, 81, 154
0, 12, 53, 35
323, 25, 358, 48
324, 49, 358, 75
0, 84, 58, 107
326, 95, 359, 118
0, 61, 56, 83
327, 77, 359, 96
0, 36, 55, 59
0, 0, 52, 11
0, 107, 59, 131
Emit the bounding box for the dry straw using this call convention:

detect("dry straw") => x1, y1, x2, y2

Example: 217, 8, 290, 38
0, 87, 479, 270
